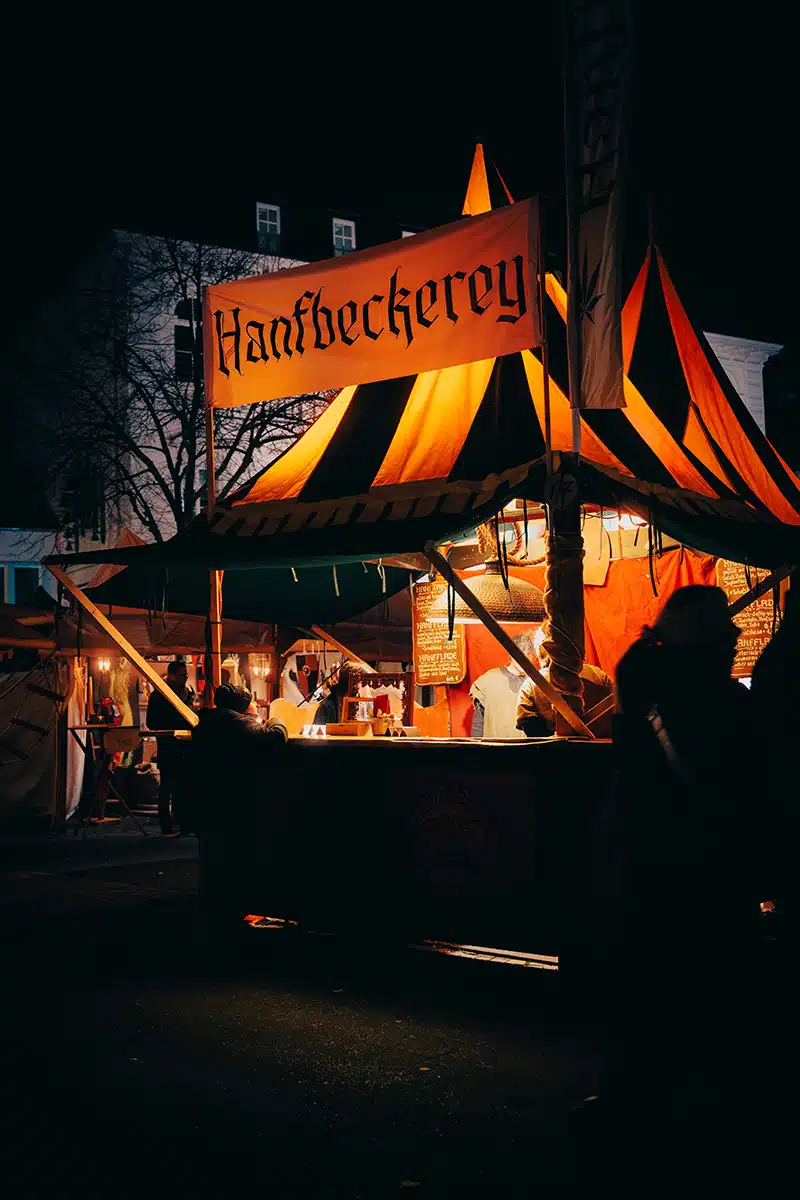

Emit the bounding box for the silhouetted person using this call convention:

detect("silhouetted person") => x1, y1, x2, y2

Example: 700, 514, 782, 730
191, 684, 288, 937
190, 684, 287, 832
312, 664, 346, 726
751, 582, 798, 759
312, 660, 370, 726
751, 582, 797, 917
146, 658, 195, 835
607, 585, 774, 1119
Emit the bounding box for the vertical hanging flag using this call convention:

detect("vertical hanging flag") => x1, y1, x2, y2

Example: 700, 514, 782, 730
564, 1, 631, 408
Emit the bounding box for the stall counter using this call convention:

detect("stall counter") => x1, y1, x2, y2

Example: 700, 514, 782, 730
200, 735, 614, 975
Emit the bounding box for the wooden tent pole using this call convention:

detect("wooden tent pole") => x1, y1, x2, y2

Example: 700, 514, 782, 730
562, 19, 583, 458
584, 692, 616, 727
204, 382, 223, 704
534, 28, 588, 724
0, 636, 57, 650
424, 544, 594, 738
537, 201, 553, 477
47, 566, 198, 727
308, 625, 371, 672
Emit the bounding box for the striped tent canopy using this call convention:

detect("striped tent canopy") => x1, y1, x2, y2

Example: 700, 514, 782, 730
53, 151, 800, 601
192, 249, 799, 567
64, 248, 797, 575
54, 248, 800, 585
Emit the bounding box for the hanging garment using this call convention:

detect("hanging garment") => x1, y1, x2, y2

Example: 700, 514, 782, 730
469, 666, 526, 739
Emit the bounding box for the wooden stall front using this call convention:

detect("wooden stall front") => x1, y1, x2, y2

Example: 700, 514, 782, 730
200, 735, 615, 975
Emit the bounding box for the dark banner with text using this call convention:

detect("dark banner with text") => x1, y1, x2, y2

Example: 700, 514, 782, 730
204, 200, 540, 408
565, 0, 631, 408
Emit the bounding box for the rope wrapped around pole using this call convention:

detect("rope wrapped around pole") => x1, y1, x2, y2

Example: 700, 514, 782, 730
543, 528, 585, 715
424, 542, 593, 738
542, 455, 586, 720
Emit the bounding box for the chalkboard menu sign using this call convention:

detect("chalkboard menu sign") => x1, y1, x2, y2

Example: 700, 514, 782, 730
412, 575, 467, 687
717, 559, 776, 678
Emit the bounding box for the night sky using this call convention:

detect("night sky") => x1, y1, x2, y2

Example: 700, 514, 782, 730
6, 6, 796, 460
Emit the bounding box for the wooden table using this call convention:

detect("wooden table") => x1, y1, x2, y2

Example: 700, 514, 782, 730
68, 725, 188, 836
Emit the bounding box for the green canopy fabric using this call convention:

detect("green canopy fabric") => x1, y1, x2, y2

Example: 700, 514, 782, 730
84, 558, 414, 626
51, 454, 800, 584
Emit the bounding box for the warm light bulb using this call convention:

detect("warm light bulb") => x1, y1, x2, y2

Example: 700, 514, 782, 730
602, 512, 647, 532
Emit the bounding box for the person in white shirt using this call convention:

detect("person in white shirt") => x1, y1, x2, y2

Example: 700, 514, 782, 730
469, 630, 539, 740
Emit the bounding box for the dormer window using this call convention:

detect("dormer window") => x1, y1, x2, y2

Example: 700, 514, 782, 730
256, 203, 281, 254
333, 218, 356, 255
174, 298, 201, 383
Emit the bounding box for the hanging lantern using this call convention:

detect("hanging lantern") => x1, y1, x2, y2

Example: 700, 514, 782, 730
427, 561, 546, 625
250, 653, 272, 680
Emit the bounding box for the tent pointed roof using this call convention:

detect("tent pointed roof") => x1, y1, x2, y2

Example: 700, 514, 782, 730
49, 153, 800, 597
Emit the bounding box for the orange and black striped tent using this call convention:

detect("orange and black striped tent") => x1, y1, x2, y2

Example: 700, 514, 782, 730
56, 149, 800, 617
187, 243, 799, 570
194, 150, 800, 569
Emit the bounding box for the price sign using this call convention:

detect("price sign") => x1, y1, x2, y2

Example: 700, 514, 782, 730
717, 559, 776, 678
412, 575, 467, 687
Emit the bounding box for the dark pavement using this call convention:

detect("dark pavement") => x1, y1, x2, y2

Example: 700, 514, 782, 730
0, 833, 790, 1195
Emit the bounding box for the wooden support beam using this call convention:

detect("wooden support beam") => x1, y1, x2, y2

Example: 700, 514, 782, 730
584, 693, 616, 727
204, 359, 223, 703
727, 564, 793, 619
308, 625, 372, 671
47, 565, 198, 727
11, 717, 49, 736
0, 636, 57, 650
28, 682, 68, 703
424, 543, 595, 739
207, 568, 224, 698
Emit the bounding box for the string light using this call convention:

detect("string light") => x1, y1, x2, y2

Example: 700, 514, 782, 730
601, 512, 647, 532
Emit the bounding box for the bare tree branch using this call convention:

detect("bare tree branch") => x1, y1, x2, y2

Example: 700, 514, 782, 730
18, 232, 326, 547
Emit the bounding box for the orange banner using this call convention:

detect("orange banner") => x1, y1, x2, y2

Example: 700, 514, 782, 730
204, 200, 540, 408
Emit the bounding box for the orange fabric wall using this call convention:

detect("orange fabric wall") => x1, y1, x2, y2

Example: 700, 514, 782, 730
447, 549, 717, 737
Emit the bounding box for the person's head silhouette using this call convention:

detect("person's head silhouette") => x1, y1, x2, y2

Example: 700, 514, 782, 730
214, 683, 252, 713
653, 586, 739, 675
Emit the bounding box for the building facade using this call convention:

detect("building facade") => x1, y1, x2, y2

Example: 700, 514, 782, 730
704, 331, 783, 435
6, 192, 430, 580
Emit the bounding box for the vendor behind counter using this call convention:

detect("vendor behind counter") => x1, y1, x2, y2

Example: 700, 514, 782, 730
516, 628, 614, 738
312, 660, 371, 726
